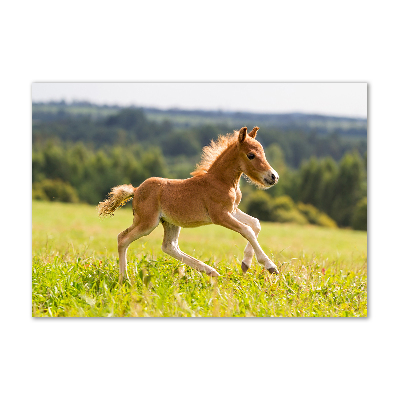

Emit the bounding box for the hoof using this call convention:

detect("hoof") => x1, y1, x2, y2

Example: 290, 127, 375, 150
241, 262, 249, 274
208, 270, 220, 277
267, 266, 279, 275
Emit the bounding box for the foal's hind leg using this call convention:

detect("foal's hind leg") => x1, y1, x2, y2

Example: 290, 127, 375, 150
117, 215, 160, 284
232, 209, 261, 273
161, 221, 220, 277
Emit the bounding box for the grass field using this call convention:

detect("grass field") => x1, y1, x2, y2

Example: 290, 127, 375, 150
32, 201, 367, 317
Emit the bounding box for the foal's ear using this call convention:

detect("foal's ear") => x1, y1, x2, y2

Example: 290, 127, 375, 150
238, 127, 247, 143
248, 126, 259, 138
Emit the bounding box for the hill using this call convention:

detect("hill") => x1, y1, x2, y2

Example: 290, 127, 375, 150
33, 100, 367, 137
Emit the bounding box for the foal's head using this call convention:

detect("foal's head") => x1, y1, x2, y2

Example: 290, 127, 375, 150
237, 127, 279, 189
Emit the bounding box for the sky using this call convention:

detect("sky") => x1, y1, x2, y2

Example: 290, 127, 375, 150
32, 82, 367, 119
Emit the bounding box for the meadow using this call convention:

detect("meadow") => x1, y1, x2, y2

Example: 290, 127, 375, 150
32, 201, 367, 317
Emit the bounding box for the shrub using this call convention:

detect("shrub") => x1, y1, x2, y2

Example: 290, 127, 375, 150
272, 195, 295, 212
32, 185, 49, 201
245, 191, 273, 221
32, 179, 79, 203
316, 213, 338, 229
245, 193, 307, 224
264, 195, 306, 224
352, 197, 367, 231
298, 202, 337, 228
297, 203, 320, 224
273, 208, 308, 225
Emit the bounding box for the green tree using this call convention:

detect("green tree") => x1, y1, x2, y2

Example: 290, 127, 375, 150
331, 152, 364, 227
298, 157, 322, 206
352, 197, 367, 231
317, 157, 338, 215
264, 143, 287, 197
32, 150, 45, 183
67, 142, 89, 188
195, 124, 221, 147
161, 130, 200, 156
141, 147, 167, 177
42, 141, 70, 182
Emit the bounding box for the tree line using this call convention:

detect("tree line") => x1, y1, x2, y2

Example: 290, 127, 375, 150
33, 107, 367, 169
32, 140, 367, 230
32, 105, 367, 230
240, 149, 366, 230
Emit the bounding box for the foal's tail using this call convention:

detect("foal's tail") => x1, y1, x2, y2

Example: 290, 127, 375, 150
97, 184, 135, 217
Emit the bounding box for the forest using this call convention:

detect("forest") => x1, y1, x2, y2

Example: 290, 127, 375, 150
32, 101, 367, 230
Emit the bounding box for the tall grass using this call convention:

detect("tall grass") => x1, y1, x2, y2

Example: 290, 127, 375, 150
32, 201, 367, 317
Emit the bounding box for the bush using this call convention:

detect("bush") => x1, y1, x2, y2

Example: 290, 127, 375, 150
245, 191, 273, 221
297, 203, 320, 224
316, 213, 338, 229
273, 208, 308, 225
298, 203, 337, 228
32, 179, 79, 203
352, 197, 367, 231
245, 193, 308, 225
266, 195, 307, 224
32, 185, 49, 201
272, 195, 295, 212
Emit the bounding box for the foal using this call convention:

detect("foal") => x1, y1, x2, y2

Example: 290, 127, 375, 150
98, 127, 279, 284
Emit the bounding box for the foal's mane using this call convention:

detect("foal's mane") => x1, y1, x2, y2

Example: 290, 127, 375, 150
190, 131, 239, 177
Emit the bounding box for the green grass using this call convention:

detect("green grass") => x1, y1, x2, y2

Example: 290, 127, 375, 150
32, 201, 367, 317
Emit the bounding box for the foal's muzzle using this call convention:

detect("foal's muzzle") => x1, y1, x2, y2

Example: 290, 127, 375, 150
264, 169, 279, 186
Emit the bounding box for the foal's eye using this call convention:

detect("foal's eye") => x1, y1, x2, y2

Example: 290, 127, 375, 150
247, 153, 255, 160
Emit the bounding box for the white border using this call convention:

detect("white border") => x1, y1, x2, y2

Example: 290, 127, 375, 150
2, 1, 399, 399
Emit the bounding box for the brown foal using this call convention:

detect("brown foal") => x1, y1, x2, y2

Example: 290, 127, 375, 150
98, 127, 279, 284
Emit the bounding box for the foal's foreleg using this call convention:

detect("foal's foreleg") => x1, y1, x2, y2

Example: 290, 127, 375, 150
232, 209, 261, 273
161, 221, 220, 277
211, 212, 278, 274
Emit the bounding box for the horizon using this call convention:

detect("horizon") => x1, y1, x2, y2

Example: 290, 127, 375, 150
32, 83, 367, 119
32, 98, 367, 121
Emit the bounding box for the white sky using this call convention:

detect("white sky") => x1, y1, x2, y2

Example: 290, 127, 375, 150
32, 82, 367, 118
